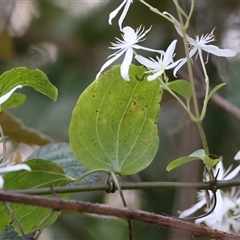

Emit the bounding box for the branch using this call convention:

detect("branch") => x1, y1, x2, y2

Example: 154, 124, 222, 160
0, 190, 239, 240
212, 93, 240, 120
9, 179, 240, 195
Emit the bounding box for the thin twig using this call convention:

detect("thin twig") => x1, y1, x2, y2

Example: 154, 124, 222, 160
0, 190, 239, 240
9, 179, 240, 195
211, 93, 240, 120
0, 125, 7, 162
110, 171, 132, 240
3, 201, 27, 240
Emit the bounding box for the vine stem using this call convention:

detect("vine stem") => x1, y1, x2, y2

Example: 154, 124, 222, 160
174, 0, 200, 119
3, 201, 27, 239
10, 179, 240, 195
140, 0, 210, 156
110, 171, 132, 240
74, 168, 111, 183
0, 190, 239, 240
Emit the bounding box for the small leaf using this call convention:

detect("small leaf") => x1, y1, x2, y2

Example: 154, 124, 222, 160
0, 67, 58, 110
166, 156, 200, 171
167, 79, 192, 101
27, 143, 101, 185
1, 93, 26, 110
69, 64, 162, 175
166, 149, 205, 171
0, 160, 71, 234
0, 111, 52, 146
207, 83, 226, 101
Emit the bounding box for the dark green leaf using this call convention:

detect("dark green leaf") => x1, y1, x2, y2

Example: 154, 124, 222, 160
0, 226, 35, 240
28, 143, 101, 185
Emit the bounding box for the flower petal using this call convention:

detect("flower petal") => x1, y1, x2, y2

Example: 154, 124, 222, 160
135, 55, 158, 69
224, 164, 240, 180
215, 161, 224, 180
96, 50, 126, 80
147, 71, 164, 81
213, 190, 224, 221
0, 176, 4, 188
108, 0, 127, 25
163, 12, 194, 44
0, 163, 31, 173
163, 12, 182, 33
234, 151, 240, 161
179, 197, 206, 218
173, 57, 188, 77
0, 85, 22, 105
201, 44, 236, 57
133, 44, 163, 54
165, 59, 182, 71
120, 48, 133, 81
163, 40, 177, 64
118, 0, 132, 30
173, 47, 197, 77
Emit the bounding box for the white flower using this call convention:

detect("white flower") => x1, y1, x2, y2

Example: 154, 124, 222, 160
0, 84, 31, 188
179, 161, 240, 233
163, 12, 237, 75
135, 40, 181, 81
234, 151, 240, 160
0, 85, 22, 105
109, 0, 133, 30
0, 163, 31, 188
96, 26, 161, 81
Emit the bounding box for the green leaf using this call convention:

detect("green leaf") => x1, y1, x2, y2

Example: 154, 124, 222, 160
0, 67, 58, 110
166, 149, 205, 171
0, 111, 52, 146
27, 142, 101, 185
1, 93, 26, 110
0, 226, 35, 240
167, 79, 192, 102
207, 83, 226, 101
0, 159, 71, 234
69, 64, 162, 175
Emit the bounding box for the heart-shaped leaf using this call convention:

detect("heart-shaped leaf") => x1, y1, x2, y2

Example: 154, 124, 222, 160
69, 64, 162, 175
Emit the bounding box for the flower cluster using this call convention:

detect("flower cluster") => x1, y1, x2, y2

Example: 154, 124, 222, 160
0, 85, 31, 188
179, 161, 240, 233
96, 0, 236, 82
